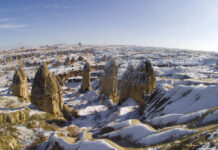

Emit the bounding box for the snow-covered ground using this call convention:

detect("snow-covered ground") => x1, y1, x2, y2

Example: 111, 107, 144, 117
0, 44, 217, 149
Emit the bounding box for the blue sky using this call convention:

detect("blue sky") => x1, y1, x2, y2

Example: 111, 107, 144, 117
0, 0, 218, 51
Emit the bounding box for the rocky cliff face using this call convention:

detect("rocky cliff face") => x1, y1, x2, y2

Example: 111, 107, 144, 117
80, 62, 91, 92
31, 62, 63, 116
11, 67, 29, 101
119, 59, 156, 107
101, 59, 118, 103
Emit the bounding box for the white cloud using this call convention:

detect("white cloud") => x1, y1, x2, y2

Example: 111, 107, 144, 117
0, 24, 28, 29
42, 3, 72, 9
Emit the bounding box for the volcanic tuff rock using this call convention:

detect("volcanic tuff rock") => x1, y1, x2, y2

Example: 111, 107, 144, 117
62, 104, 79, 121
7, 56, 12, 62
0, 135, 21, 150
64, 57, 71, 66
80, 62, 91, 92
0, 108, 29, 125
71, 57, 75, 64
77, 56, 83, 61
31, 62, 63, 115
101, 59, 119, 103
119, 59, 156, 107
11, 66, 29, 100
53, 60, 61, 67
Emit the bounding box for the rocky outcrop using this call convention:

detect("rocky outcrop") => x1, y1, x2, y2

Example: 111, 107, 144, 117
31, 63, 63, 116
80, 62, 91, 92
119, 59, 156, 107
11, 67, 29, 101
0, 135, 21, 150
62, 104, 79, 121
55, 65, 104, 85
0, 108, 29, 126
101, 59, 118, 103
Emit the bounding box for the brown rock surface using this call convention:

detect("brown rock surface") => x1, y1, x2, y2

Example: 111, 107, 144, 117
119, 59, 156, 107
71, 57, 75, 64
62, 104, 79, 121
31, 62, 63, 115
101, 59, 119, 103
80, 62, 91, 92
77, 56, 83, 61
11, 67, 29, 100
64, 57, 71, 66
53, 60, 61, 67
0, 108, 30, 125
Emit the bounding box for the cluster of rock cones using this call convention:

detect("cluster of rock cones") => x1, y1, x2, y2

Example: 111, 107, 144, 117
11, 58, 156, 120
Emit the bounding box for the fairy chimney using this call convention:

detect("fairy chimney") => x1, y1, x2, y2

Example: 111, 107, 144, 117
119, 59, 156, 107
80, 62, 91, 92
77, 56, 83, 61
101, 59, 118, 103
71, 57, 75, 64
7, 56, 12, 62
31, 62, 63, 115
11, 67, 29, 100
64, 57, 71, 66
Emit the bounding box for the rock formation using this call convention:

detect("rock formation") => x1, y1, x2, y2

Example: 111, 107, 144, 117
31, 62, 63, 115
101, 59, 118, 103
71, 57, 75, 64
62, 104, 79, 121
7, 56, 12, 62
53, 60, 61, 67
0, 108, 29, 125
0, 135, 21, 150
11, 66, 29, 100
80, 62, 91, 92
119, 59, 156, 107
64, 57, 71, 66
77, 56, 83, 61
